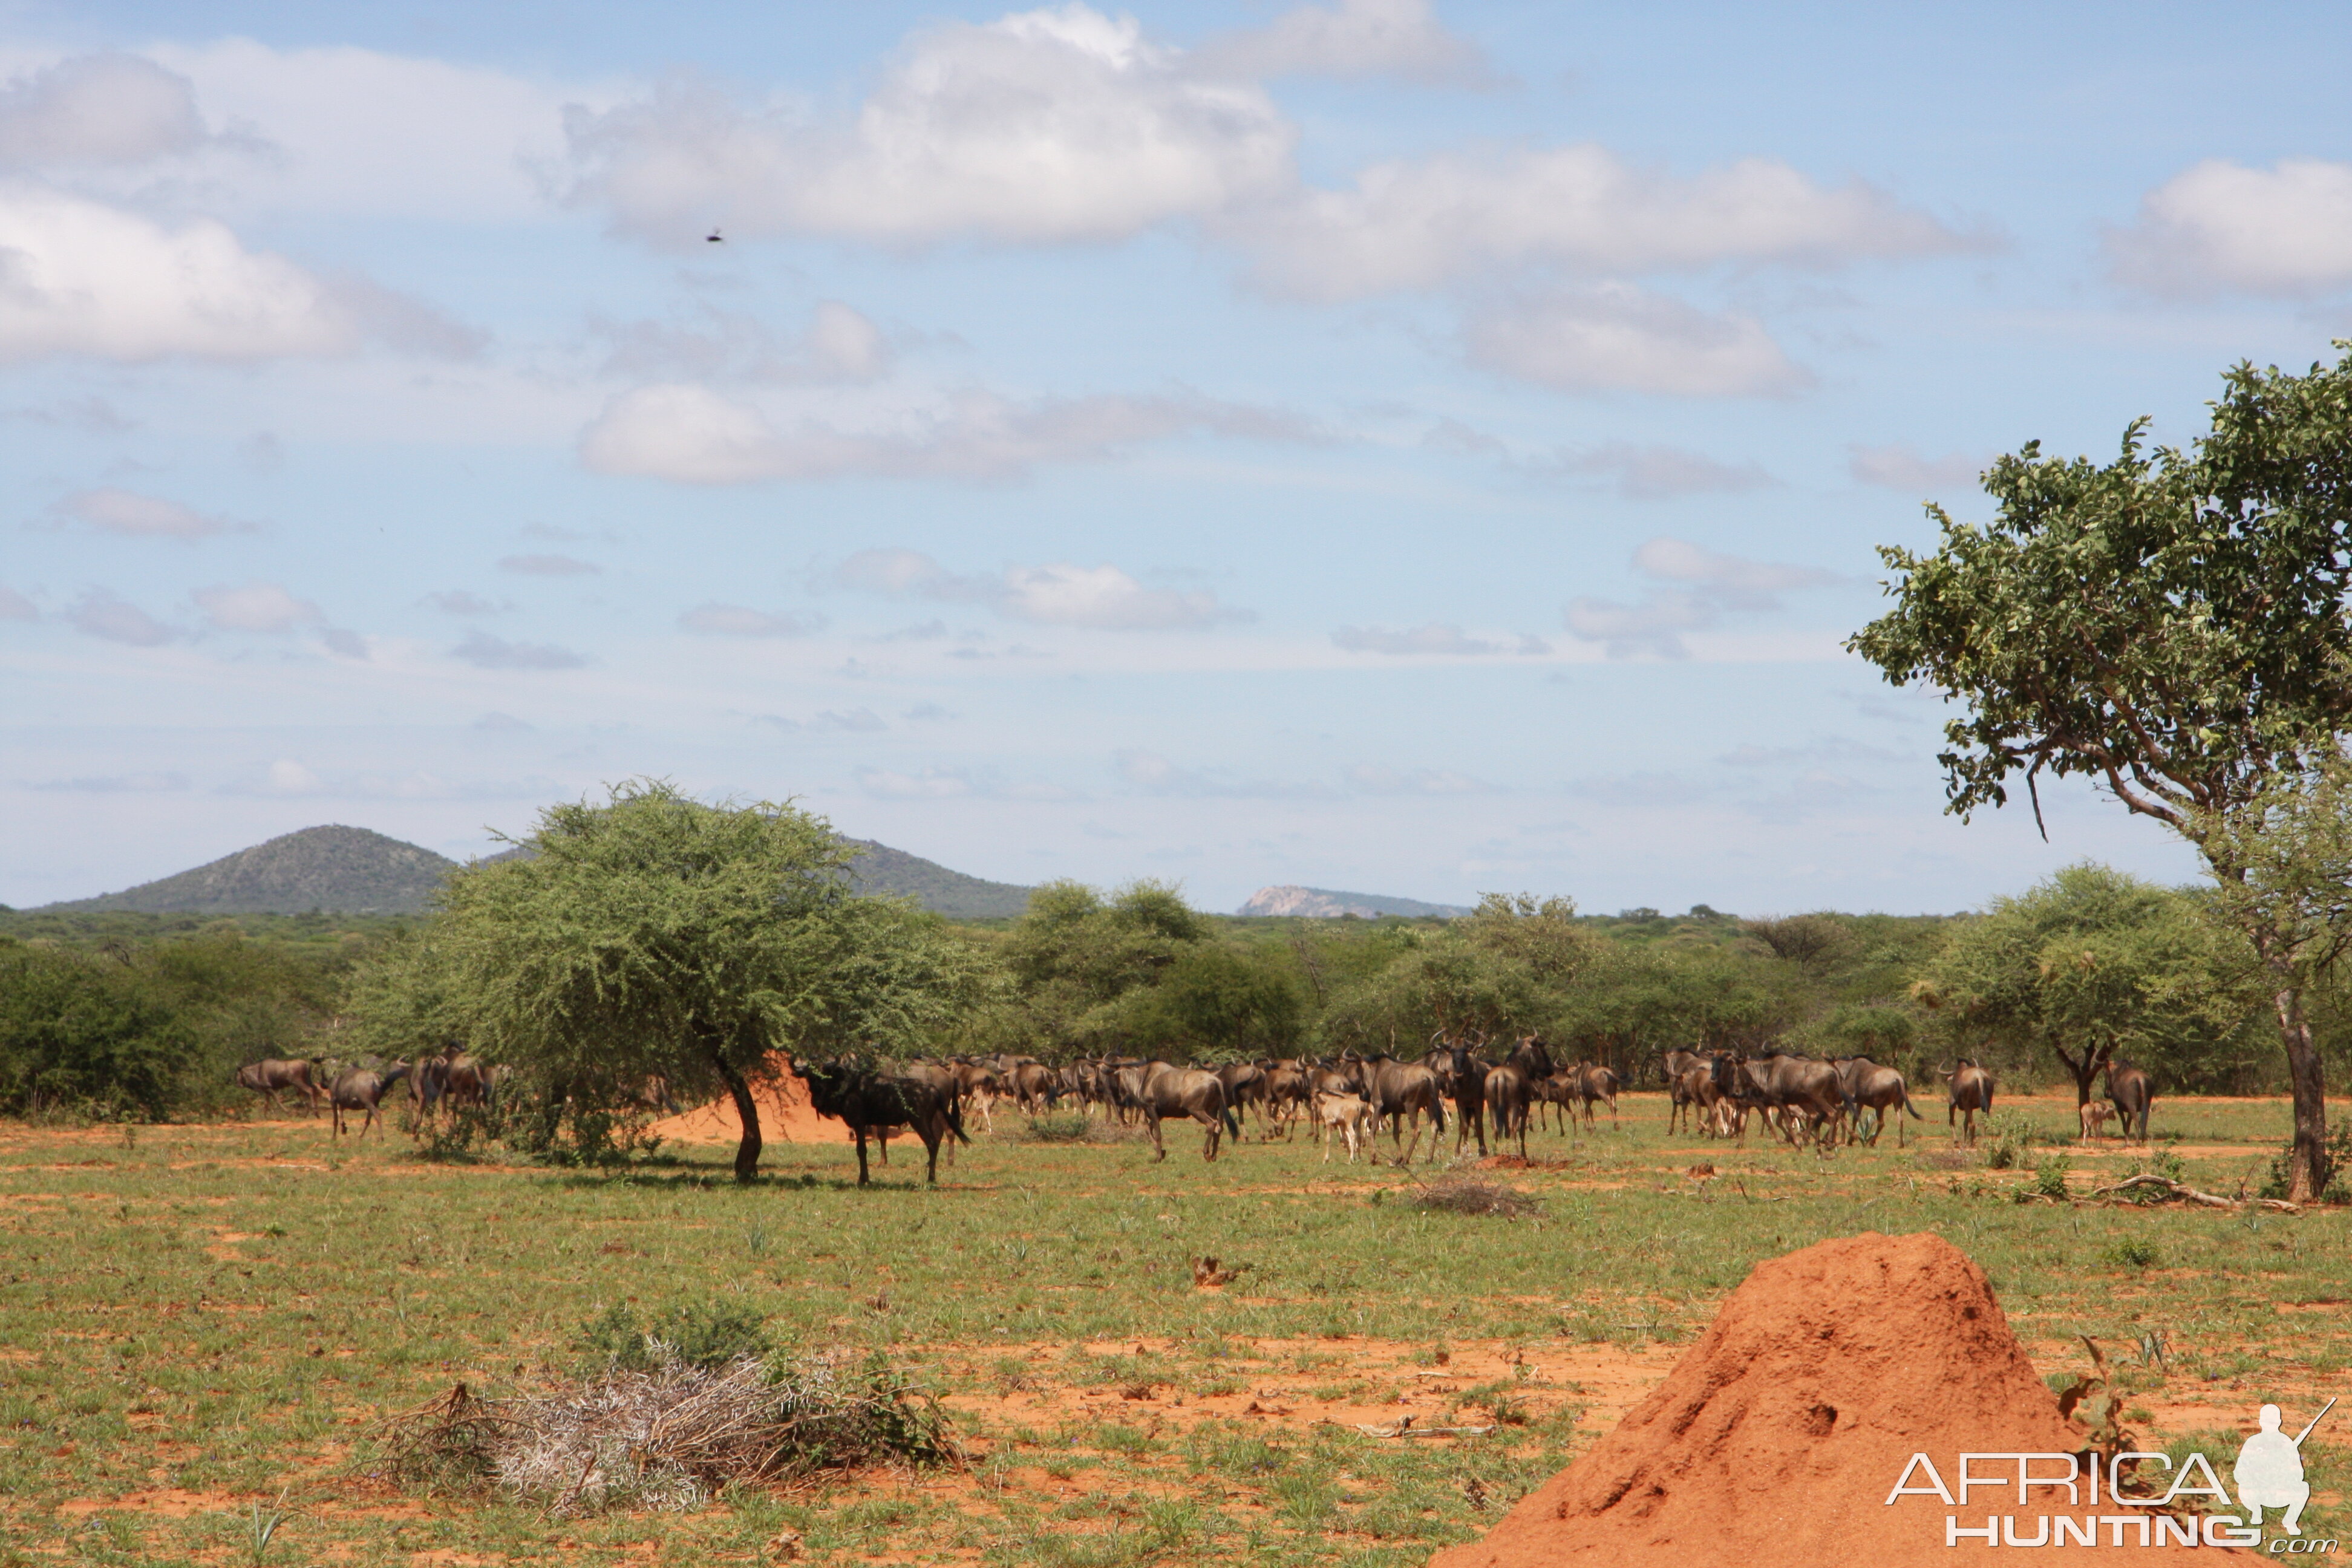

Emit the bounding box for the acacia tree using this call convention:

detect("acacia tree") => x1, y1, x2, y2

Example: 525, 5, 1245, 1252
426, 780, 978, 1182
1850, 347, 2352, 1198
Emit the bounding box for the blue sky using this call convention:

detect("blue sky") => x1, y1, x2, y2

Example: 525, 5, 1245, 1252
4, 0, 2349, 913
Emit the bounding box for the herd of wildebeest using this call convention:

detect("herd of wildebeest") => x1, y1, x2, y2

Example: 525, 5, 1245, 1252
233, 1031, 2163, 1187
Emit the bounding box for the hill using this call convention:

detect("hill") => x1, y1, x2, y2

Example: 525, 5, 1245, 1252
1236, 884, 1472, 919
842, 838, 1034, 918
48, 826, 457, 916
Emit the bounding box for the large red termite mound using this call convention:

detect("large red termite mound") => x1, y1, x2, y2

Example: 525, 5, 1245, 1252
1431, 1231, 2229, 1564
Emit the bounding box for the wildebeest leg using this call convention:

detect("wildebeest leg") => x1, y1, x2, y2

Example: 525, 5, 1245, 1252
920, 1119, 944, 1184
854, 1127, 872, 1186
875, 1128, 890, 1165
1201, 1110, 1220, 1162
1148, 1111, 1166, 1162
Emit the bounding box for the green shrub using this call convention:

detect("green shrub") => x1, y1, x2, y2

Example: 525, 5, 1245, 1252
0, 947, 193, 1119
2030, 1156, 2073, 1200
577, 1299, 773, 1373
1020, 1112, 1092, 1143
2105, 1239, 2161, 1270
2258, 1123, 2352, 1203
1984, 1128, 2024, 1169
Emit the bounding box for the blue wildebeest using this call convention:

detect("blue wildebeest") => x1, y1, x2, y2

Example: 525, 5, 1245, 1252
2105, 1057, 2155, 1143
235, 1058, 325, 1116
330, 1061, 411, 1138
1939, 1058, 1997, 1146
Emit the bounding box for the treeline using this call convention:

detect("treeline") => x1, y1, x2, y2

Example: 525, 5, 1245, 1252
948, 861, 2308, 1095
0, 835, 2335, 1123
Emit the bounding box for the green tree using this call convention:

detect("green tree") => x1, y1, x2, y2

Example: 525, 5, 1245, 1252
415, 780, 977, 1182
1851, 347, 2352, 1198
0, 946, 192, 1119
1919, 864, 2259, 1098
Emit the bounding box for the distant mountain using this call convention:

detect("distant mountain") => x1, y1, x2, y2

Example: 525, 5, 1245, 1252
1238, 884, 1471, 919
842, 838, 1033, 918
50, 825, 458, 916
44, 825, 1035, 921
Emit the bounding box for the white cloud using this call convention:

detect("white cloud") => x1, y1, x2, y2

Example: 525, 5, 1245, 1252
1463, 284, 1806, 396
68, 589, 174, 645
814, 707, 886, 732
24, 771, 188, 793
595, 299, 892, 385
1848, 442, 1982, 492
1191, 0, 1498, 88
266, 758, 323, 793
0, 583, 34, 619
678, 603, 818, 636
0, 183, 361, 362
1233, 143, 1976, 301
319, 627, 368, 659
1564, 537, 1838, 658
579, 381, 1308, 485
452, 630, 585, 670
2108, 158, 2352, 298
498, 553, 599, 577
146, 39, 584, 222
563, 5, 1293, 247
1549, 441, 1774, 498
0, 53, 211, 169
835, 547, 1246, 630
1331, 621, 1544, 655
855, 766, 975, 799
1113, 747, 1330, 799
60, 486, 240, 541
194, 580, 322, 632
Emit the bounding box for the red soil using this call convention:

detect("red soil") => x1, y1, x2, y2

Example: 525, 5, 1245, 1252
642, 1057, 850, 1146
1431, 1232, 2235, 1565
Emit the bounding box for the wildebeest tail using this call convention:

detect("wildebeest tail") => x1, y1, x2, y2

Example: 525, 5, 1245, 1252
1221, 1103, 1241, 1138
946, 1091, 972, 1145
1903, 1088, 1923, 1120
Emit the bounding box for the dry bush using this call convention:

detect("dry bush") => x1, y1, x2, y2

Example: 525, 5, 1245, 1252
1410, 1175, 1542, 1220
377, 1348, 955, 1515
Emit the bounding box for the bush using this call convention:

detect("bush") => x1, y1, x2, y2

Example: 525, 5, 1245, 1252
577, 1299, 773, 1374
2030, 1155, 2073, 1200
0, 947, 193, 1119
2105, 1239, 2161, 1270
2259, 1123, 2352, 1203
1984, 1127, 2024, 1170
1019, 1112, 1093, 1143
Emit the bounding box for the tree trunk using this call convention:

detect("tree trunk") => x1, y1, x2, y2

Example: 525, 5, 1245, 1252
710, 1052, 763, 1184
2271, 974, 2330, 1203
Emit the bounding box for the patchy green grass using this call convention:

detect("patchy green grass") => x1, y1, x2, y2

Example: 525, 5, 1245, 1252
1, 1091, 2348, 1563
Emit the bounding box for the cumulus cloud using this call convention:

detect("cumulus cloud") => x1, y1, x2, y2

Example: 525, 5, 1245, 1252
578, 382, 1310, 485
1564, 537, 1839, 658
2108, 158, 2352, 298
452, 630, 585, 670
0, 53, 212, 169
1463, 285, 1807, 397
1233, 142, 1977, 301
1548, 440, 1774, 498
68, 589, 174, 645
193, 580, 322, 632
1331, 621, 1545, 655
814, 707, 886, 732
498, 553, 599, 577
0, 184, 360, 362
60, 486, 241, 541
678, 603, 819, 636
595, 299, 893, 385
1847, 442, 1982, 492
835, 547, 1247, 630
0, 584, 37, 619
1191, 0, 1498, 88
563, 6, 1293, 246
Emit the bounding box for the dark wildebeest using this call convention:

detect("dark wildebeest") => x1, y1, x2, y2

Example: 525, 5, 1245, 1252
2105, 1057, 2155, 1143
1940, 1059, 1997, 1146
792, 1060, 969, 1185
1261, 1059, 1310, 1137
1724, 1053, 1852, 1150
1482, 1036, 1555, 1160
235, 1058, 324, 1116
1437, 1037, 1492, 1155
1132, 1062, 1239, 1162
1351, 1053, 1449, 1164
1216, 1062, 1268, 1130
329, 1062, 411, 1138
1832, 1056, 1921, 1147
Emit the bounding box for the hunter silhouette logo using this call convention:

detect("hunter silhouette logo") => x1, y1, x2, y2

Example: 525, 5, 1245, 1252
1884, 1399, 2335, 1550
